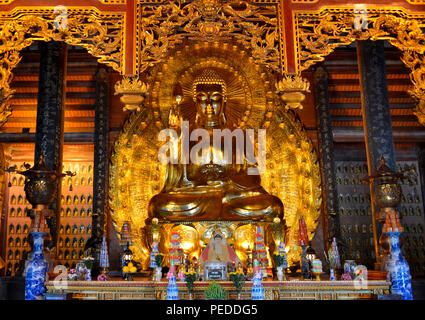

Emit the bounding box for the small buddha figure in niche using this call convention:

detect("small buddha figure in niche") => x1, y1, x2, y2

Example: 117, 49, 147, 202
148, 69, 283, 223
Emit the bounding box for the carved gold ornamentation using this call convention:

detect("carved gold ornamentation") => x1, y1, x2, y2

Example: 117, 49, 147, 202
276, 75, 310, 110
109, 44, 321, 267
137, 0, 280, 73
0, 11, 123, 72
109, 111, 166, 266
400, 51, 425, 125
114, 76, 149, 112
261, 108, 322, 266
0, 50, 20, 127
99, 0, 126, 3
0, 9, 124, 126
295, 9, 425, 125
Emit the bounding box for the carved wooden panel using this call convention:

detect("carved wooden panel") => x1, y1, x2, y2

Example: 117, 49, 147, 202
3, 162, 32, 276
57, 161, 94, 269
397, 161, 425, 277
335, 161, 375, 268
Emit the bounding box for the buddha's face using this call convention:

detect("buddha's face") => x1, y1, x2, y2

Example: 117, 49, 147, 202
195, 83, 225, 127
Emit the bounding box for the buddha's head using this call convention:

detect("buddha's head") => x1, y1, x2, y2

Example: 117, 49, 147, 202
193, 69, 227, 127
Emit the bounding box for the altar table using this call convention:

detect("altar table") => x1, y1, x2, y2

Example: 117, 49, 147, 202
45, 279, 391, 300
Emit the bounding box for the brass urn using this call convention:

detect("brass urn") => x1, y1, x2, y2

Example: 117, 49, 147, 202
362, 157, 406, 215
11, 155, 75, 209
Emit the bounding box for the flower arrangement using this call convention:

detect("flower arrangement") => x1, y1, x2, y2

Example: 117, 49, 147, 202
68, 269, 77, 281
341, 273, 352, 281
229, 271, 245, 292
123, 262, 137, 273
155, 253, 164, 268
97, 273, 108, 281
184, 271, 197, 291
204, 281, 226, 300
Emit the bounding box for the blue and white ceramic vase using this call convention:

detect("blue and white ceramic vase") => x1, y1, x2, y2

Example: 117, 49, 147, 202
25, 232, 48, 300
166, 274, 179, 300
386, 231, 413, 300
330, 269, 336, 281
251, 273, 264, 300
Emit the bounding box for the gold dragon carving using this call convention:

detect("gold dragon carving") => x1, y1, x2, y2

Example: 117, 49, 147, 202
137, 0, 280, 74
0, 10, 123, 126
296, 8, 425, 125
0, 50, 21, 127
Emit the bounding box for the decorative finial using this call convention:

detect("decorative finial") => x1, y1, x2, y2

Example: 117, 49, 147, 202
114, 76, 149, 112
276, 75, 310, 110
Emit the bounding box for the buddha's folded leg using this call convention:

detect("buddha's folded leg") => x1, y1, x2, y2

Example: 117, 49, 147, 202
148, 192, 223, 222
222, 193, 284, 221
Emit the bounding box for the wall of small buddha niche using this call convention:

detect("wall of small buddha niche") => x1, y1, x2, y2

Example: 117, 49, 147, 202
334, 143, 425, 278
0, 144, 94, 276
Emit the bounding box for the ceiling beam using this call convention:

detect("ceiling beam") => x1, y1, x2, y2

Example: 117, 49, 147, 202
333, 127, 425, 143
330, 103, 413, 109
332, 115, 419, 122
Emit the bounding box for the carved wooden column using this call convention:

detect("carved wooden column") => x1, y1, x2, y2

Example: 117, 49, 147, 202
34, 41, 67, 250
90, 67, 110, 266
313, 66, 340, 245
356, 40, 397, 270
0, 145, 7, 265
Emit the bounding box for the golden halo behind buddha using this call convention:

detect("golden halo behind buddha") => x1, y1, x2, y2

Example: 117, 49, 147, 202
109, 41, 322, 268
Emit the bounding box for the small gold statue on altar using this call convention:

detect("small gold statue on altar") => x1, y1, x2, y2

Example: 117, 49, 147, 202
236, 262, 244, 274
148, 69, 284, 223
246, 262, 254, 279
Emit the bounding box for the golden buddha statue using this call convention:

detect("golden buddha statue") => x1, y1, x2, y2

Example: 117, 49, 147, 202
148, 69, 284, 223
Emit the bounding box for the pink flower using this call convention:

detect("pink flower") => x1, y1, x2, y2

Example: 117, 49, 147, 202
97, 273, 108, 281
341, 273, 352, 280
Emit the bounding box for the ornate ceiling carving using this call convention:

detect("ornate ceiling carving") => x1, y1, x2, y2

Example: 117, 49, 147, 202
0, 8, 124, 126
136, 0, 281, 74
295, 8, 425, 124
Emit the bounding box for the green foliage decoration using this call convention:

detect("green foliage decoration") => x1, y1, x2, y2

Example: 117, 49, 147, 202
204, 281, 226, 300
